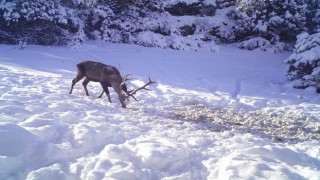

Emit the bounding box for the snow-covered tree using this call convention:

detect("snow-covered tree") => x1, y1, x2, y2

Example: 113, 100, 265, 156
0, 0, 74, 45
305, 0, 320, 33
233, 0, 308, 51
0, 1, 17, 43
285, 32, 320, 93
1, 0, 318, 53
0, 0, 233, 48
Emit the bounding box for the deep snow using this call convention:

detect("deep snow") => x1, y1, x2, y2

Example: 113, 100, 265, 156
0, 42, 319, 180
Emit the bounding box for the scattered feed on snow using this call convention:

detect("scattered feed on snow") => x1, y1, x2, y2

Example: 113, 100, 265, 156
149, 102, 320, 142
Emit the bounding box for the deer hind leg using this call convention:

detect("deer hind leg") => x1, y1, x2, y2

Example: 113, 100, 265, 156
69, 73, 85, 94
82, 78, 90, 96
100, 82, 112, 103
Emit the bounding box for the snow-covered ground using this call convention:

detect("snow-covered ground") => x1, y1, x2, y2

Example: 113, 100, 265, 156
0, 42, 319, 180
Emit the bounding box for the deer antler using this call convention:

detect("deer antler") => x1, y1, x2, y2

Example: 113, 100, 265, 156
127, 76, 156, 101
121, 74, 132, 86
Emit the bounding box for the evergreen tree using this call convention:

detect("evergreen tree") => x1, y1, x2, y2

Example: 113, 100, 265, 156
285, 32, 320, 93
233, 0, 308, 51
305, 0, 320, 33
0, 0, 73, 45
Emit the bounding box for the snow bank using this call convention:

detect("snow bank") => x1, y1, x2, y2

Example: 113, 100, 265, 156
80, 137, 203, 179
209, 143, 320, 179
0, 123, 60, 179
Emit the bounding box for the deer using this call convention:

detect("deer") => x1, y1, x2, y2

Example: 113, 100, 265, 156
69, 60, 156, 108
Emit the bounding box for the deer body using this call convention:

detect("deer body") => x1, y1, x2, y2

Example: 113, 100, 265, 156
69, 61, 128, 107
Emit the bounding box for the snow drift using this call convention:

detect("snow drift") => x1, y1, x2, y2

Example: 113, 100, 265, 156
0, 42, 319, 179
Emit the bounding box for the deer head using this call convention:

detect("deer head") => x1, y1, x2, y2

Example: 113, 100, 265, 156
121, 75, 156, 102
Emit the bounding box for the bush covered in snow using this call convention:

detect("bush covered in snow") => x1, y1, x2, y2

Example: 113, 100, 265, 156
237, 37, 285, 53
285, 32, 320, 93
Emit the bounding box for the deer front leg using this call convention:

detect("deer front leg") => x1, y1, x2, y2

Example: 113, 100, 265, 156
100, 83, 112, 103
69, 74, 84, 94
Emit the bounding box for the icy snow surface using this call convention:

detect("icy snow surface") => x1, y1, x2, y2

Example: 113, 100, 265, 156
0, 42, 319, 180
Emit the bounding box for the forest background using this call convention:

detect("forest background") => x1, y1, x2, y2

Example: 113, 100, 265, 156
1, 0, 320, 92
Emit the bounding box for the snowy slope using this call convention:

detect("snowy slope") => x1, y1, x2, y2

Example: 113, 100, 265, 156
0, 42, 319, 180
